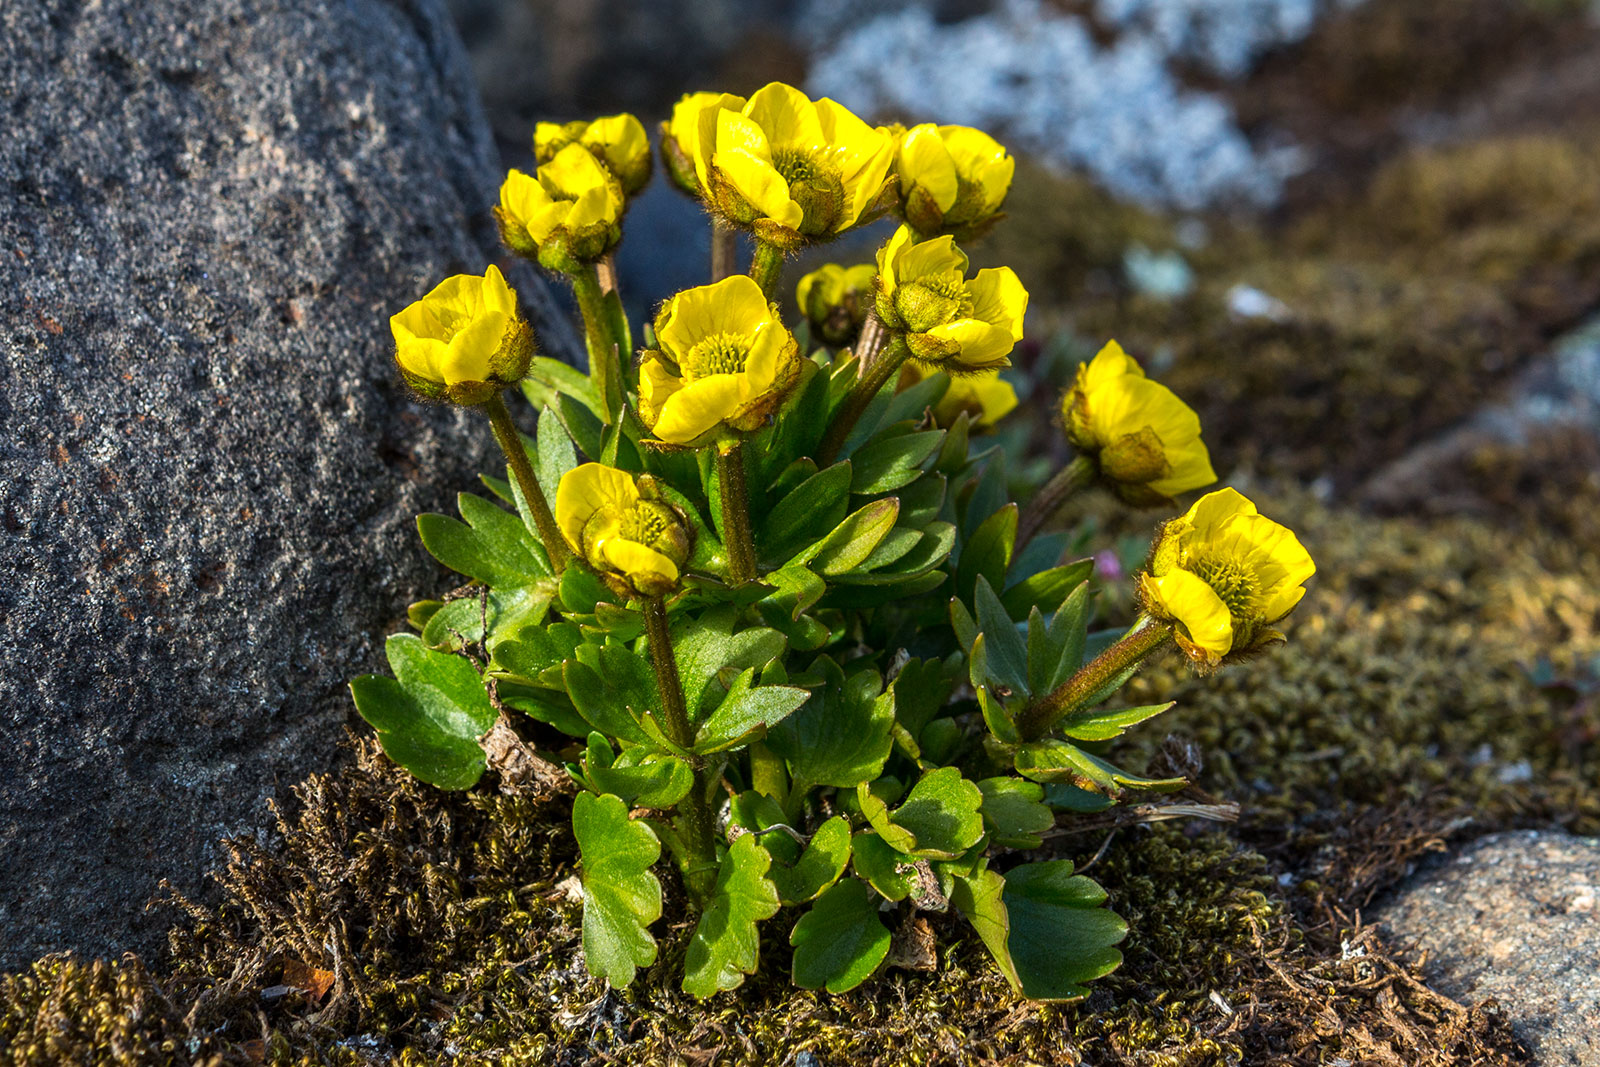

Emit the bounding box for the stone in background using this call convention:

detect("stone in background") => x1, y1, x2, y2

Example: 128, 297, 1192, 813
0, 0, 572, 969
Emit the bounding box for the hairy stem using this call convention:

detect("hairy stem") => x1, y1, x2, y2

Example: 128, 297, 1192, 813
1016, 615, 1173, 741
715, 439, 759, 584
570, 263, 622, 425
815, 336, 911, 467
643, 595, 719, 902
484, 392, 571, 571
1015, 454, 1099, 550
854, 310, 888, 365
748, 241, 784, 300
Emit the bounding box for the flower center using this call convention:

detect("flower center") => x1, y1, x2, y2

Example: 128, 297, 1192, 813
684, 332, 750, 378
896, 270, 974, 333
1192, 555, 1258, 617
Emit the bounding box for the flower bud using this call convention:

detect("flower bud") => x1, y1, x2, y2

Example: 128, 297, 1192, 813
895, 123, 1014, 241
388, 265, 533, 406
874, 224, 1027, 373
898, 362, 1017, 429
556, 464, 692, 599
639, 275, 803, 445
535, 113, 652, 196
495, 145, 623, 272
1062, 340, 1215, 507
1138, 488, 1315, 671
660, 91, 746, 197
796, 263, 876, 346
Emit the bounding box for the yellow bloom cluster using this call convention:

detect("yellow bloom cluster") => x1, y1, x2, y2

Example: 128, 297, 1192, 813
388, 265, 533, 405
1139, 488, 1315, 669
535, 113, 652, 195
496, 145, 623, 270
673, 83, 895, 250
639, 275, 802, 445
796, 263, 876, 346
875, 224, 1028, 372
556, 463, 691, 598
1063, 341, 1215, 505
895, 123, 1014, 240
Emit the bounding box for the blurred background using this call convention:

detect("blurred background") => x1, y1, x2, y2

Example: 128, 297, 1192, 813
452, 0, 1600, 552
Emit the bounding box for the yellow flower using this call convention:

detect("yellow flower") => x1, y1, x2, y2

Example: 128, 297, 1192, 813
1138, 488, 1315, 670
388, 265, 533, 405
660, 91, 747, 196
495, 144, 623, 270
796, 262, 876, 346
898, 362, 1018, 429
874, 224, 1027, 372
639, 275, 803, 445
1062, 340, 1215, 506
535, 113, 652, 195
896, 123, 1014, 240
691, 82, 894, 249
556, 464, 691, 598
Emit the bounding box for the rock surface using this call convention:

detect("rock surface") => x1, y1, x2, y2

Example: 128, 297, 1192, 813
1371, 830, 1600, 1066
0, 0, 573, 969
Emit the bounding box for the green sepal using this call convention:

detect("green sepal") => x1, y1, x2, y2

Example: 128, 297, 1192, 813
682, 834, 782, 998
349, 634, 497, 790
574, 792, 662, 988
790, 878, 891, 993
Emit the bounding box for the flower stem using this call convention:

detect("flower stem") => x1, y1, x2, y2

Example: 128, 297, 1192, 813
748, 241, 784, 300
643, 594, 718, 901
570, 263, 622, 425
715, 438, 759, 584
815, 336, 912, 467
711, 219, 738, 283
854, 310, 888, 365
1015, 615, 1173, 741
1015, 454, 1099, 550
484, 392, 571, 571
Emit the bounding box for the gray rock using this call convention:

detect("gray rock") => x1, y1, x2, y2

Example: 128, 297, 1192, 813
0, 0, 574, 969
1371, 830, 1600, 1066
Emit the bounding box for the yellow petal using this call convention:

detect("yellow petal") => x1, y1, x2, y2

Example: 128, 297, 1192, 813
556, 463, 640, 553
924, 318, 1015, 370
796, 264, 842, 311
651, 375, 755, 444
481, 264, 517, 316
895, 233, 968, 285
598, 538, 681, 586
935, 370, 1017, 428
394, 336, 448, 382
638, 352, 685, 429
939, 125, 1013, 207
1082, 340, 1146, 389
539, 143, 612, 201
1088, 377, 1200, 454
745, 82, 823, 151
582, 113, 648, 169
717, 146, 803, 229
876, 224, 917, 296
843, 263, 877, 289
1182, 488, 1258, 543
1150, 569, 1233, 658
966, 267, 1028, 341
657, 274, 770, 358
899, 123, 959, 213
1148, 437, 1217, 498
500, 169, 553, 230
564, 182, 620, 230
438, 311, 507, 385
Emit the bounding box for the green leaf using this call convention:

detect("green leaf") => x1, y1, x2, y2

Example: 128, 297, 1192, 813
760, 461, 853, 562
558, 566, 612, 615
672, 607, 788, 721
417, 493, 549, 587
858, 767, 985, 860
961, 455, 1008, 539
957, 504, 1017, 603
849, 430, 945, 494
563, 658, 651, 745
1040, 582, 1093, 696
949, 597, 979, 658
694, 669, 810, 754
1059, 702, 1176, 742
574, 792, 662, 987
1001, 559, 1094, 618
683, 834, 781, 998
579, 734, 694, 808
982, 861, 1127, 1002
534, 406, 578, 503
792, 498, 900, 576
553, 393, 604, 461
350, 635, 496, 790
972, 636, 1021, 744
850, 831, 916, 901
973, 576, 1028, 696
883, 369, 949, 425
767, 816, 852, 905
898, 471, 948, 528
790, 878, 891, 993
1013, 739, 1187, 795
768, 659, 894, 792
978, 777, 1055, 849
887, 657, 959, 742
420, 585, 552, 655
522, 356, 601, 418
